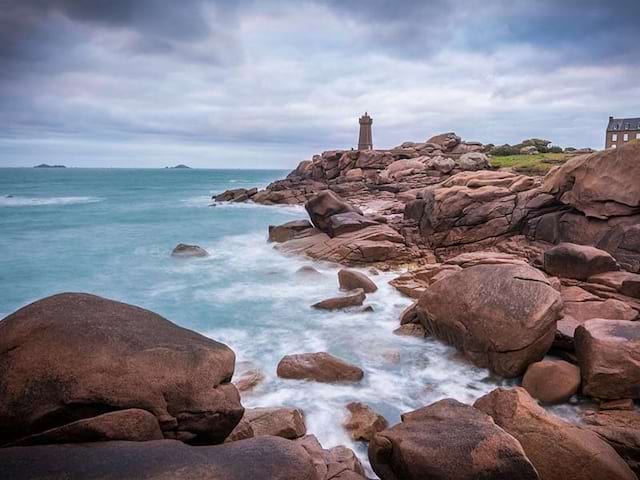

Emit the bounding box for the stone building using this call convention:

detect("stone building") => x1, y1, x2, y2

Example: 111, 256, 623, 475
606, 116, 640, 149
358, 112, 373, 150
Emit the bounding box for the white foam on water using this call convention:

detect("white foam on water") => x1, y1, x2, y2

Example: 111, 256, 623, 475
212, 201, 305, 216
0, 195, 102, 207
190, 234, 515, 476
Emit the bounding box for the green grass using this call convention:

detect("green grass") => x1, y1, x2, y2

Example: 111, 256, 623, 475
489, 153, 571, 175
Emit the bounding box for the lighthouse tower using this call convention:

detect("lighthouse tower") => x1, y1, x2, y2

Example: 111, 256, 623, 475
358, 112, 373, 150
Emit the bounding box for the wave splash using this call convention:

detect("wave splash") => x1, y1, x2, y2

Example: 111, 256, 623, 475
0, 195, 102, 207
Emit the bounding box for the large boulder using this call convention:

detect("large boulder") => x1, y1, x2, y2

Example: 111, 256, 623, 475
416, 264, 563, 376
521, 360, 581, 404
368, 398, 539, 480
0, 437, 319, 480
305, 190, 362, 234
277, 352, 364, 383
311, 289, 366, 310
574, 319, 640, 399
0, 293, 243, 446
542, 142, 640, 219
543, 243, 619, 280
458, 152, 490, 171
475, 387, 635, 480
338, 269, 378, 293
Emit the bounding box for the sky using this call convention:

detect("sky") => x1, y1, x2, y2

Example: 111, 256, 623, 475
1, 0, 639, 168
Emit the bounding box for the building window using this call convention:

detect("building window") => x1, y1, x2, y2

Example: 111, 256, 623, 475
612, 134, 618, 141
624, 134, 629, 141
625, 123, 631, 129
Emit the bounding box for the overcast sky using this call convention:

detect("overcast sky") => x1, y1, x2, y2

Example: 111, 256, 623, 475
1, 0, 639, 168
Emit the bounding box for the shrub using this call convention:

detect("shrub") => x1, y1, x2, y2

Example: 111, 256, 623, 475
490, 144, 520, 156
548, 146, 563, 153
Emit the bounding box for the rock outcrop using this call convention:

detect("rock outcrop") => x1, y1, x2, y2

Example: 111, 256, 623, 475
416, 264, 563, 376
475, 387, 635, 480
575, 319, 640, 400
368, 398, 539, 480
527, 143, 640, 272
0, 293, 243, 446
276, 352, 364, 383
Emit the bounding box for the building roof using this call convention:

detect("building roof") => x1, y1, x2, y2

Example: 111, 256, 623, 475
607, 117, 640, 132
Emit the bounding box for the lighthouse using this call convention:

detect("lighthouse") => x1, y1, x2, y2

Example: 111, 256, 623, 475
358, 112, 373, 150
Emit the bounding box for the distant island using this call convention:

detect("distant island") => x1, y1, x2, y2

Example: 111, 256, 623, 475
166, 164, 191, 169
34, 164, 66, 168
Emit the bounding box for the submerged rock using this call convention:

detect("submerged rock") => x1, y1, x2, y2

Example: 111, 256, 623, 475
475, 387, 635, 480
233, 368, 265, 393
0, 293, 243, 446
343, 402, 388, 442
369, 398, 539, 480
277, 352, 364, 383
171, 243, 209, 257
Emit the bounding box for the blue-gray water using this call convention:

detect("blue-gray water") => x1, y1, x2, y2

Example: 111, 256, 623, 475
1, 168, 577, 473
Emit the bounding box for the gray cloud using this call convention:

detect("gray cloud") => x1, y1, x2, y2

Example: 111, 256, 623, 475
0, 0, 639, 167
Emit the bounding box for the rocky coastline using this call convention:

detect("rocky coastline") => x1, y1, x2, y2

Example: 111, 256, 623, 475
1, 135, 640, 479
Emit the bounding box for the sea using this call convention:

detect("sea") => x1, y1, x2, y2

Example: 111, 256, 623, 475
0, 167, 581, 473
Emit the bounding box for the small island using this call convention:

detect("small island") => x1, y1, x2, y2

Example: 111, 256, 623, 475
166, 164, 192, 169
33, 164, 66, 168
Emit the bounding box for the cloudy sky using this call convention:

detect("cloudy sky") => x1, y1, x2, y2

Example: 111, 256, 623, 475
1, 0, 639, 168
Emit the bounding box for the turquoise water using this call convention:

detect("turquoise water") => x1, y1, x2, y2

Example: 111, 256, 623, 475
1, 167, 516, 472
